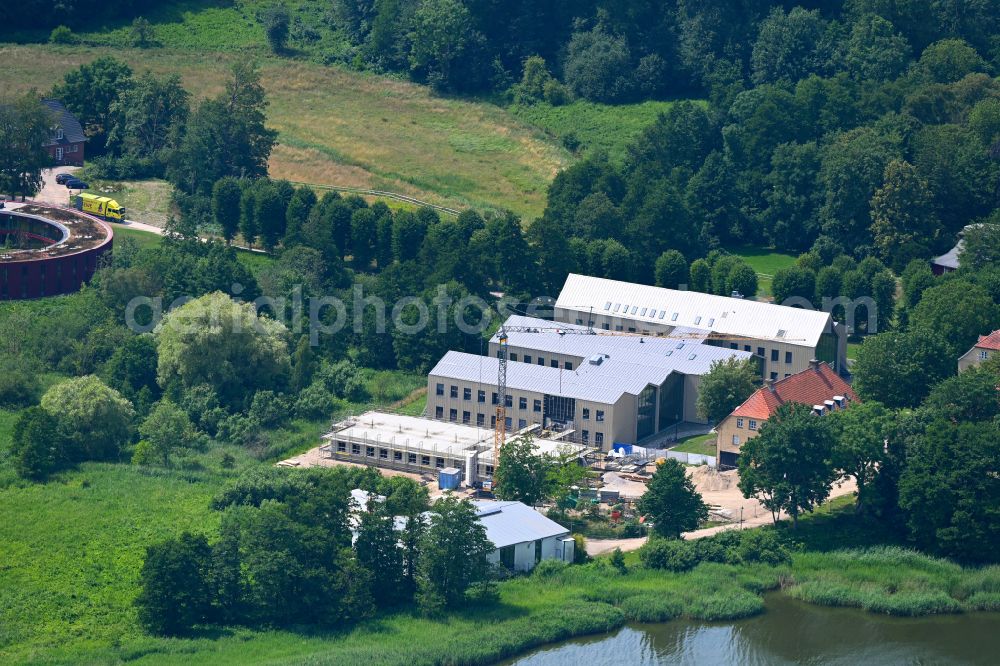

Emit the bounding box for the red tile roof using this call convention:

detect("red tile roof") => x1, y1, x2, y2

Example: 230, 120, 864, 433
729, 362, 858, 421
974, 330, 1000, 351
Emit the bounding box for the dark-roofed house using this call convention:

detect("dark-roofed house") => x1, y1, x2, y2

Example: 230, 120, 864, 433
715, 359, 858, 468
958, 330, 1000, 372
42, 99, 86, 167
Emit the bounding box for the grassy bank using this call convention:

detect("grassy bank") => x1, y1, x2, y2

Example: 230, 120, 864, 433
0, 44, 568, 219
509, 100, 687, 163
670, 433, 716, 457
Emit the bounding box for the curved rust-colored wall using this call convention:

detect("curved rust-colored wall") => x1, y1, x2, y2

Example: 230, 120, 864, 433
0, 208, 113, 300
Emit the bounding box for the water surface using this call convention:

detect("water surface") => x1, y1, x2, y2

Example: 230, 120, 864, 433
504, 594, 1000, 665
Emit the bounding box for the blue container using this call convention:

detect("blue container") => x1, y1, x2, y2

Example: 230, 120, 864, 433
439, 467, 462, 491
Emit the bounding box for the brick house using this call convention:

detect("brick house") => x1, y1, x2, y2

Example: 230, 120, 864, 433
716, 359, 858, 468
958, 330, 1000, 372
42, 99, 86, 167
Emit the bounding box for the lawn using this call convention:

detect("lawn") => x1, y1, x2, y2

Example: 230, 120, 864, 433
110, 225, 162, 250
81, 178, 174, 227
0, 44, 569, 219
510, 99, 694, 164
731, 246, 798, 298
670, 433, 716, 457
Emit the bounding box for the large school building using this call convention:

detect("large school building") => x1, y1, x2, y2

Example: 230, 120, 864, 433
426, 315, 753, 449
553, 274, 847, 379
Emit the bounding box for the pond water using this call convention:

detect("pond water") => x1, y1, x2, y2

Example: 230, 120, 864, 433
502, 594, 1000, 665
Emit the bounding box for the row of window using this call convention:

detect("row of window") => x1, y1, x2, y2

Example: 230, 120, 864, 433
430, 406, 608, 446
505, 352, 574, 370
336, 441, 462, 469
433, 383, 605, 421
735, 417, 758, 431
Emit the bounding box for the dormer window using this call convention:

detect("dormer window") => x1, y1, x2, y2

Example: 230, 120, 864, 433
56, 128, 64, 140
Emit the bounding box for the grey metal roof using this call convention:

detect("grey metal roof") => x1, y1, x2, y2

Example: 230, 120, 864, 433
472, 500, 569, 548
556, 274, 833, 348
429, 341, 752, 404
933, 240, 963, 270
42, 99, 86, 145
495, 314, 711, 358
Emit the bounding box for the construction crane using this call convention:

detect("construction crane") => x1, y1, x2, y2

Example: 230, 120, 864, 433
489, 324, 509, 493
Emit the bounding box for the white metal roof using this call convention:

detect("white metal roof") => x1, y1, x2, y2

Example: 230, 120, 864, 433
429, 342, 752, 405
493, 314, 710, 358
555, 274, 833, 348
472, 500, 570, 548
324, 411, 496, 455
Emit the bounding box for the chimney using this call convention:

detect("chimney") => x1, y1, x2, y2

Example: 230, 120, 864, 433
809, 358, 820, 372
765, 378, 776, 393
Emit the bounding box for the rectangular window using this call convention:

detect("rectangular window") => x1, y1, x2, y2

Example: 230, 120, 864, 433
575, 319, 583, 325
462, 411, 471, 424
694, 316, 702, 325
421, 455, 431, 466
436, 383, 444, 396
505, 395, 512, 408
450, 385, 458, 398
565, 361, 573, 370
550, 359, 559, 368
533, 399, 542, 413
537, 357, 545, 366
785, 351, 793, 364
595, 432, 604, 446
337, 441, 346, 452
436, 457, 445, 469
519, 397, 527, 410
435, 405, 443, 418
640, 308, 647, 316
449, 408, 457, 422
352, 443, 361, 455
603, 323, 611, 330
628, 327, 637, 333
463, 387, 472, 400
708, 318, 715, 326
659, 311, 666, 319
524, 355, 532, 364
505, 417, 512, 429
596, 410, 605, 422
379, 448, 388, 459
491, 415, 496, 427
408, 453, 417, 464
478, 390, 486, 403
630, 306, 638, 314
737, 418, 744, 428
730, 343, 738, 349
510, 353, 518, 362
757, 347, 765, 357
749, 420, 758, 431
980, 350, 989, 360
744, 345, 751, 352
477, 413, 485, 426
771, 349, 779, 362
582, 430, 589, 443
613, 303, 621, 312
615, 325, 623, 331
394, 451, 402, 461
582, 408, 590, 420
770, 372, 778, 380
518, 419, 527, 429
732, 435, 740, 445
604, 302, 612, 310
492, 392, 498, 405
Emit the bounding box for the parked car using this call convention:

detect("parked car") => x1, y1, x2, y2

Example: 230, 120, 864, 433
65, 179, 88, 190
55, 173, 72, 184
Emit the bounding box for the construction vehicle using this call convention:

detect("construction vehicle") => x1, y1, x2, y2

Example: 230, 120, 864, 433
74, 193, 126, 221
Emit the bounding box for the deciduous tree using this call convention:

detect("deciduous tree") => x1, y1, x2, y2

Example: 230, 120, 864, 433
636, 459, 708, 538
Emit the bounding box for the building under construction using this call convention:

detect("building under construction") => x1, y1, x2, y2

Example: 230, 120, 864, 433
322, 411, 587, 486
426, 316, 753, 450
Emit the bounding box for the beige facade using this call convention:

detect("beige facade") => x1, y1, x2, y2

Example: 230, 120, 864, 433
716, 414, 762, 460
425, 372, 634, 451
958, 346, 993, 372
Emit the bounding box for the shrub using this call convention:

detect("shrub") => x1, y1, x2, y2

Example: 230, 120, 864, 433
49, 26, 75, 44
639, 538, 699, 572
686, 590, 765, 621
295, 381, 336, 419
620, 593, 684, 622
543, 79, 570, 105
734, 529, 792, 566
532, 559, 568, 579
573, 533, 590, 563
0, 363, 40, 408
